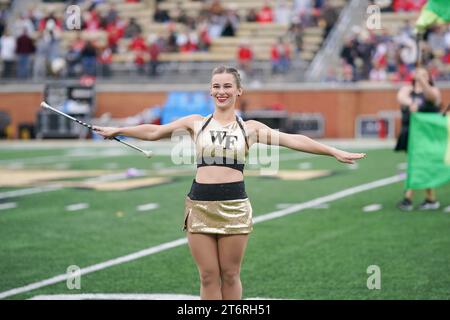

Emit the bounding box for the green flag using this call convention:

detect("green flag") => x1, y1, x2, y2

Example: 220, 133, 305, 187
406, 113, 450, 189
416, 0, 450, 31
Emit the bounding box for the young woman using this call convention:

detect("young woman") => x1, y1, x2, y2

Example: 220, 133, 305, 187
94, 66, 366, 300
395, 67, 441, 211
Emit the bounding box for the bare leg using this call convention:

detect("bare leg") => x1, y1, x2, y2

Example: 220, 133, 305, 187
425, 188, 435, 201
187, 232, 222, 300
405, 189, 413, 200
218, 234, 249, 300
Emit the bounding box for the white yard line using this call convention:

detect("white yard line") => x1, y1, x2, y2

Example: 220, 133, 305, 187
0, 202, 17, 211
29, 293, 200, 300
136, 203, 159, 212
0, 184, 64, 200
363, 204, 383, 212
29, 293, 281, 300
65, 203, 89, 212
0, 150, 131, 166
0, 173, 404, 300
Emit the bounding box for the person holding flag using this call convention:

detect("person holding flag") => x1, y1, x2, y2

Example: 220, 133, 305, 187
395, 0, 449, 211
395, 68, 442, 211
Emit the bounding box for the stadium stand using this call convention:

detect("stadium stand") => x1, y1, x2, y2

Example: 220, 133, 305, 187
335, 2, 450, 82
0, 0, 346, 82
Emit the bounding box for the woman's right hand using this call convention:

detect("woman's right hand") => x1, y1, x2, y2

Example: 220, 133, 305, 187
93, 126, 120, 139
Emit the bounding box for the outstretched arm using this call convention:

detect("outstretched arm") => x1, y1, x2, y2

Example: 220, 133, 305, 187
246, 120, 366, 164
94, 114, 203, 141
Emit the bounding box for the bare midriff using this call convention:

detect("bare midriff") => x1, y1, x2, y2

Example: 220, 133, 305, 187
195, 166, 244, 184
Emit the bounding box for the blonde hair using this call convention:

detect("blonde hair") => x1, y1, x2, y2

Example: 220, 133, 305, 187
211, 66, 242, 89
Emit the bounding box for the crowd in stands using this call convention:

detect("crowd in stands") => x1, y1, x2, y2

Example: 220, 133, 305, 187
335, 0, 450, 82
0, 0, 340, 80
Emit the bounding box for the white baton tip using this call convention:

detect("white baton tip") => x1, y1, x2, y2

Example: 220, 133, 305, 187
143, 150, 153, 158
41, 102, 50, 109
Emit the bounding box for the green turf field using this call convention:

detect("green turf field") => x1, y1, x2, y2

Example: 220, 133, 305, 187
0, 142, 449, 300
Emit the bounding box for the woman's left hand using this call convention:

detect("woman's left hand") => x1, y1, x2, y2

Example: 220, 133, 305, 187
333, 149, 366, 164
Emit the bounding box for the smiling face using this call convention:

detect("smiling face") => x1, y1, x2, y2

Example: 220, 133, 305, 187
210, 73, 243, 110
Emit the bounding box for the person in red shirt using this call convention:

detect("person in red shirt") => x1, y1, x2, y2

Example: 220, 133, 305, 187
106, 18, 125, 53
237, 42, 253, 75
38, 12, 62, 32
84, 9, 101, 31
257, 1, 273, 23
128, 32, 147, 74
271, 37, 291, 74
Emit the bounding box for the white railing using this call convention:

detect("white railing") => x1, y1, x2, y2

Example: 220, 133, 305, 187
306, 0, 369, 82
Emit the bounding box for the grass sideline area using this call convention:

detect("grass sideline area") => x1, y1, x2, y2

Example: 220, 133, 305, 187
0, 141, 449, 300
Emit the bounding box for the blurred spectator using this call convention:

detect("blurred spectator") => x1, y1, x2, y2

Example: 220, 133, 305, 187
65, 34, 85, 77
221, 12, 239, 37
153, 4, 171, 23
208, 14, 225, 39
197, 21, 211, 51
392, 0, 426, 12
81, 40, 97, 76
66, 45, 81, 77
287, 20, 303, 54
392, 63, 410, 82
209, 0, 225, 16
13, 13, 35, 37
0, 9, 7, 37
106, 18, 125, 53
46, 28, 62, 63
246, 9, 258, 22
323, 66, 338, 82
166, 25, 179, 52
428, 26, 446, 55
178, 30, 198, 52
237, 41, 253, 76
83, 9, 101, 31
128, 32, 147, 74
16, 29, 36, 78
33, 33, 49, 80
293, 0, 314, 26
38, 12, 62, 33
275, 0, 291, 25
369, 61, 387, 81
257, 1, 274, 23
342, 63, 354, 82
385, 38, 398, 73
0, 30, 16, 78
98, 45, 112, 77
399, 19, 414, 38
340, 38, 357, 69
104, 4, 118, 26
172, 5, 189, 26
356, 32, 376, 79
321, 2, 338, 38
271, 37, 291, 74
148, 35, 160, 77
124, 17, 142, 38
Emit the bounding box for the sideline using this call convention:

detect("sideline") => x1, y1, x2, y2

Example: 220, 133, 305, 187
0, 174, 404, 299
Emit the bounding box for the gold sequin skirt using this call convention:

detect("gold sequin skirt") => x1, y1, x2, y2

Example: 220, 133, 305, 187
182, 180, 253, 234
